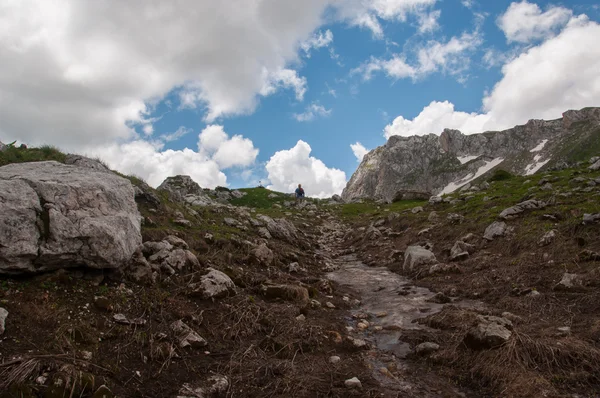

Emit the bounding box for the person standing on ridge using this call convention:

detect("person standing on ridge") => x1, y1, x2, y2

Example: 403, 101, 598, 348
295, 184, 305, 202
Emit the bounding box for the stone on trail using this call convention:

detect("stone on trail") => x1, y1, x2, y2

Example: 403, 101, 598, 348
329, 355, 341, 364
483, 221, 507, 241
189, 268, 236, 299
403, 245, 437, 271
556, 273, 583, 289
344, 377, 362, 389
0, 307, 7, 335
252, 243, 274, 266
0, 161, 142, 274
450, 241, 475, 262
415, 342, 440, 356
538, 230, 557, 246
465, 316, 512, 349
583, 213, 600, 224
171, 320, 208, 349
498, 199, 546, 220
411, 206, 424, 214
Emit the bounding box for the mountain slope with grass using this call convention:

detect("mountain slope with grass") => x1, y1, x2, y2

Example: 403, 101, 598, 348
342, 107, 600, 202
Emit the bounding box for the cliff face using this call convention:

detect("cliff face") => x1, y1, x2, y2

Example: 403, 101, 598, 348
342, 107, 600, 201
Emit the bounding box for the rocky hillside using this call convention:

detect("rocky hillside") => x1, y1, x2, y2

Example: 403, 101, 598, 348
342, 107, 600, 202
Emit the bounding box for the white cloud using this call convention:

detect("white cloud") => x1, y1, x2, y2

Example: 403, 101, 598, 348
417, 10, 441, 33
198, 125, 259, 169
350, 142, 369, 161
301, 29, 334, 56
0, 0, 332, 150
335, 0, 438, 38
384, 16, 600, 138
86, 140, 227, 189
265, 140, 347, 198
160, 126, 192, 143
293, 103, 332, 122
355, 30, 482, 80
498, 1, 573, 43
461, 0, 475, 9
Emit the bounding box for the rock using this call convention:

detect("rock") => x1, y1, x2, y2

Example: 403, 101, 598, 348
189, 268, 236, 299
583, 213, 600, 224
331, 194, 344, 202
252, 243, 274, 266
347, 336, 368, 349
0, 161, 142, 274
344, 377, 362, 389
329, 355, 341, 364
177, 375, 229, 398
173, 218, 192, 227
427, 211, 439, 223
158, 175, 215, 206
268, 193, 279, 199
415, 342, 440, 355
296, 314, 306, 322
556, 273, 583, 289
465, 317, 512, 349
499, 200, 546, 220
257, 227, 272, 239
0, 307, 7, 335
450, 241, 475, 262
411, 206, 424, 214
429, 263, 460, 275
589, 159, 600, 171
264, 285, 309, 303
557, 326, 571, 336
171, 320, 208, 348
132, 184, 161, 207
538, 230, 557, 246
288, 262, 300, 273
403, 246, 437, 272
223, 217, 240, 228
325, 301, 335, 308
113, 313, 147, 326
447, 213, 464, 224
429, 196, 443, 204
231, 190, 246, 199
64, 154, 111, 173
257, 215, 299, 243
483, 221, 507, 241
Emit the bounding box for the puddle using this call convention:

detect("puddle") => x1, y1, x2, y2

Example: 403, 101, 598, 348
326, 254, 481, 396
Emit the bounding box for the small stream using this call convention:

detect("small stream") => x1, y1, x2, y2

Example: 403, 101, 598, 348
326, 254, 482, 397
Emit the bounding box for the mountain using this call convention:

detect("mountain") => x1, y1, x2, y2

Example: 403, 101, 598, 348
342, 107, 600, 202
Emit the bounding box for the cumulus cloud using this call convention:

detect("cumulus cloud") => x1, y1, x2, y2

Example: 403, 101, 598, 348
498, 1, 573, 43
417, 10, 441, 33
335, 0, 438, 38
198, 125, 259, 169
0, 0, 333, 150
293, 103, 332, 122
300, 29, 334, 56
384, 15, 600, 138
355, 30, 482, 80
265, 140, 347, 198
160, 126, 192, 143
350, 142, 370, 161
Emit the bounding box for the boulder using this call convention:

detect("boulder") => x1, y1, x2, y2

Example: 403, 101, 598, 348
583, 213, 600, 224
411, 206, 424, 214
450, 241, 475, 262
499, 200, 546, 220
483, 221, 507, 241
403, 246, 437, 271
331, 194, 344, 203
158, 175, 216, 206
257, 215, 299, 243
189, 268, 236, 299
252, 243, 274, 266
257, 227, 272, 239
64, 154, 111, 173
589, 159, 600, 171
447, 213, 465, 224
0, 161, 141, 274
465, 316, 512, 349
427, 211, 439, 223
415, 342, 440, 355
231, 190, 246, 199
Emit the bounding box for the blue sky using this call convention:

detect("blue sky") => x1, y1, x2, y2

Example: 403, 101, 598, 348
1, 0, 600, 196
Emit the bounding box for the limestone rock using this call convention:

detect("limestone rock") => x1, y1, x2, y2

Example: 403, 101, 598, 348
583, 213, 600, 224
171, 320, 208, 348
252, 243, 274, 266
411, 206, 424, 214
538, 230, 557, 246
403, 246, 437, 271
0, 307, 7, 335
257, 227, 272, 239
483, 221, 507, 241
344, 377, 362, 389
189, 268, 236, 299
589, 159, 600, 171
465, 316, 512, 349
556, 273, 583, 289
0, 161, 141, 274
158, 175, 216, 207
450, 241, 475, 262
415, 342, 439, 355
499, 200, 546, 220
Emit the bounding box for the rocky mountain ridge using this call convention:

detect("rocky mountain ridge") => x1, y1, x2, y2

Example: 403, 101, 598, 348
342, 107, 600, 202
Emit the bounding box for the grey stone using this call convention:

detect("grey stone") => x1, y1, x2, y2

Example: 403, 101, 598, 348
0, 161, 141, 274
329, 355, 341, 364
158, 175, 215, 206
171, 320, 207, 348
411, 206, 424, 214
252, 243, 274, 266
113, 313, 147, 326
556, 273, 582, 289
223, 217, 240, 228
450, 241, 475, 262
483, 221, 507, 241
0, 307, 7, 335
403, 246, 437, 271
499, 200, 546, 220
415, 342, 440, 355
177, 375, 229, 398
231, 190, 246, 199
344, 377, 362, 389
257, 227, 272, 239
589, 159, 600, 171
465, 319, 512, 349
538, 230, 557, 246
583, 213, 600, 224
189, 268, 236, 299
447, 213, 465, 224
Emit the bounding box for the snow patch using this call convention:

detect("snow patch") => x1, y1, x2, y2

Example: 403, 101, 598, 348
440, 158, 505, 195
457, 155, 479, 164
530, 139, 548, 153
524, 154, 550, 175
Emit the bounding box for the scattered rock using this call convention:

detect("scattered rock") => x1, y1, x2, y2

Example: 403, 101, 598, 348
465, 316, 512, 349
556, 273, 583, 289
189, 268, 236, 299
171, 320, 208, 348
415, 342, 440, 356
325, 301, 335, 309
589, 159, 600, 171
113, 313, 147, 326
538, 230, 557, 246
499, 200, 546, 220
257, 227, 272, 239
177, 375, 229, 398
557, 326, 571, 336
403, 245, 437, 271
447, 213, 465, 224
411, 206, 424, 214
483, 221, 507, 241
329, 355, 341, 364
0, 307, 7, 335
296, 314, 306, 322
347, 336, 368, 349
288, 262, 300, 273
344, 377, 362, 389
252, 243, 274, 266
427, 211, 439, 223
429, 263, 460, 275
583, 213, 600, 224
450, 241, 475, 262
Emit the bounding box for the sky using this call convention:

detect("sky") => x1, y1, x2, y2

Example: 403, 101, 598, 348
0, 0, 599, 197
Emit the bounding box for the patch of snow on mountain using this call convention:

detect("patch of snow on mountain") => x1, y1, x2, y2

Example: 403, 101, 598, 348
524, 154, 551, 175
440, 157, 505, 195
530, 139, 548, 153
457, 155, 479, 164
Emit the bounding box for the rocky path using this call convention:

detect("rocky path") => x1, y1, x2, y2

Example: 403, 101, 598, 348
316, 218, 476, 397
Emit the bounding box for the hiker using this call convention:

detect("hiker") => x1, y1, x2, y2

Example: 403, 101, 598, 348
295, 184, 305, 202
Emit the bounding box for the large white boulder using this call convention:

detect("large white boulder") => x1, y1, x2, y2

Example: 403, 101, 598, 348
0, 161, 142, 273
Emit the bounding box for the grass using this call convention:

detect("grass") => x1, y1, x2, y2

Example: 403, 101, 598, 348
0, 144, 67, 167
230, 187, 304, 209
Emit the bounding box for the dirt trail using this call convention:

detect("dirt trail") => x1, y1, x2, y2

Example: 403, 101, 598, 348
317, 218, 478, 397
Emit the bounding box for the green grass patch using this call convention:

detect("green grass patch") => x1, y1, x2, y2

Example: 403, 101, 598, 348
0, 144, 67, 167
